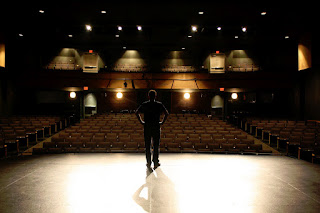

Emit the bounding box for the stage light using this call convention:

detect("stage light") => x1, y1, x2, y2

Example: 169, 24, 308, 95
192, 25, 198, 32
116, 92, 123, 99
285, 36, 290, 39
118, 26, 123, 31
182, 47, 186, 50
123, 46, 127, 50
231, 93, 238, 100
261, 12, 267, 16
68, 35, 73, 38
18, 34, 23, 37
86, 25, 92, 32
101, 11, 107, 14
115, 34, 120, 38
184, 93, 191, 100
137, 25, 142, 31
39, 10, 45, 13
217, 26, 222, 31
198, 12, 204, 15
70, 92, 76, 99
235, 35, 239, 39
242, 27, 247, 32
188, 35, 192, 38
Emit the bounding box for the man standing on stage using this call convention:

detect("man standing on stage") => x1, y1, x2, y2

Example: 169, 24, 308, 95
136, 90, 169, 169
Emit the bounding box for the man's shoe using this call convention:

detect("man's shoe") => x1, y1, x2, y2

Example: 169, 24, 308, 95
154, 163, 161, 169
146, 163, 152, 169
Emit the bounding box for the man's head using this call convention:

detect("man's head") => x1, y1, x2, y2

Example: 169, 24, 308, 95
148, 90, 157, 101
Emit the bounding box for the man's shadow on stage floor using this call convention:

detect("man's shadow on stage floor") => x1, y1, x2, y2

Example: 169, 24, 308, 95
133, 168, 180, 213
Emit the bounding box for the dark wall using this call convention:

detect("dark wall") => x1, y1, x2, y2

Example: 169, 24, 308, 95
303, 68, 320, 120
12, 89, 81, 117
225, 89, 297, 119
5, 37, 299, 74
295, 37, 320, 120
0, 78, 15, 116
96, 90, 172, 113
4, 86, 309, 120
96, 91, 138, 113
171, 92, 212, 114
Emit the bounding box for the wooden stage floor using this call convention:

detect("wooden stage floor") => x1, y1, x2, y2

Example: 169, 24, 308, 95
0, 153, 320, 213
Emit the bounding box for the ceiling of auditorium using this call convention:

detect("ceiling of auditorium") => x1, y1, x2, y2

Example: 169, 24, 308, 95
2, 2, 313, 51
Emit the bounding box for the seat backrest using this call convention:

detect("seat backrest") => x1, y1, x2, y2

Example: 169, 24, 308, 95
215, 138, 227, 145
289, 135, 301, 142
228, 139, 240, 145
249, 144, 262, 151
224, 134, 235, 139
236, 134, 247, 140
194, 143, 206, 149
93, 137, 106, 143
241, 139, 254, 145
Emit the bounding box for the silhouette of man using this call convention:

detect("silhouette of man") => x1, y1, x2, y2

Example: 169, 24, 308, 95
136, 90, 169, 169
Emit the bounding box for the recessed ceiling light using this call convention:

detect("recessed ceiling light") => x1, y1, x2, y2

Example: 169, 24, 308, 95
285, 36, 290, 39
235, 35, 239, 39
86, 25, 92, 32
188, 35, 192, 38
123, 47, 127, 49
182, 47, 186, 50
115, 34, 120, 38
192, 25, 198, 32
261, 12, 267, 16
101, 11, 107, 14
137, 25, 142, 31
68, 35, 73, 38
217, 26, 222, 31
198, 12, 204, 15
39, 10, 44, 13
18, 34, 23, 37
118, 26, 123, 31
242, 27, 247, 32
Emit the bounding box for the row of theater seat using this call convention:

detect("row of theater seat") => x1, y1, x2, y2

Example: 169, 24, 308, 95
0, 116, 65, 155
162, 65, 197, 72
58, 130, 249, 140
32, 113, 272, 155
113, 64, 147, 72
49, 133, 254, 144
34, 140, 268, 154
242, 118, 320, 163
46, 63, 260, 73
228, 64, 260, 72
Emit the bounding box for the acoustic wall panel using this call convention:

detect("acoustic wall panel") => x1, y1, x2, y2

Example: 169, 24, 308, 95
210, 53, 225, 73
83, 53, 99, 73
0, 44, 5, 68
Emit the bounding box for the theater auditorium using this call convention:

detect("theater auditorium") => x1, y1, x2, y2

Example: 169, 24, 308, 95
0, 2, 319, 212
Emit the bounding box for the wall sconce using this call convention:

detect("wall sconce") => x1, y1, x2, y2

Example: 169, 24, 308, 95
231, 93, 238, 100
70, 92, 76, 99
184, 93, 191, 100
116, 92, 123, 99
